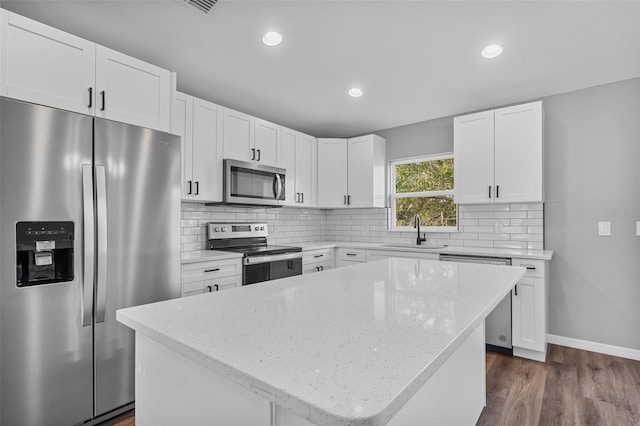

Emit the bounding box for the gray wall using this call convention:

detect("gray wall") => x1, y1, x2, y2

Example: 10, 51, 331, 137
544, 78, 639, 351
374, 78, 640, 351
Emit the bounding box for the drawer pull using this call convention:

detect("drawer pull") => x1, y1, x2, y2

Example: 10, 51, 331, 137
313, 254, 324, 258
214, 284, 219, 292
346, 253, 357, 256
204, 268, 220, 273
206, 285, 212, 293
521, 265, 536, 270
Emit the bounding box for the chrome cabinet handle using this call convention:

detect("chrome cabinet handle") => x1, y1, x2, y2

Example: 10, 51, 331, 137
95, 165, 108, 323
81, 165, 95, 327
300, 193, 304, 203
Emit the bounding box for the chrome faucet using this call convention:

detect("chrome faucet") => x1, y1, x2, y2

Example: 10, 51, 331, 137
414, 215, 427, 245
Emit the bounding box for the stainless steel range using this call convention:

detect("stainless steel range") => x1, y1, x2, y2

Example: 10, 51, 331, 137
207, 223, 302, 285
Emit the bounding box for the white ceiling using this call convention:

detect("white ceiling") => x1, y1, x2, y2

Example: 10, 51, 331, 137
2, 0, 639, 137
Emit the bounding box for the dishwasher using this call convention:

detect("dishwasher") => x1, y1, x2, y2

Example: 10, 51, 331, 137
440, 254, 513, 355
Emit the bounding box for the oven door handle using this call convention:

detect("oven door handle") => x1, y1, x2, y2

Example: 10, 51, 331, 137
243, 252, 302, 265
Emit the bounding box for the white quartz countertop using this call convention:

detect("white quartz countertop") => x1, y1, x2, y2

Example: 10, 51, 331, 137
181, 250, 243, 264
117, 258, 526, 426
298, 241, 554, 260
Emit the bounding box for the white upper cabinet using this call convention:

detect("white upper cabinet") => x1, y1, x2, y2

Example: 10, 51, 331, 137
317, 138, 348, 208
347, 135, 386, 208
95, 45, 171, 132
317, 135, 386, 209
494, 102, 543, 203
222, 108, 254, 162
454, 101, 543, 204
222, 109, 280, 167
254, 119, 279, 167
0, 10, 96, 115
172, 92, 223, 202
0, 10, 172, 131
279, 127, 316, 207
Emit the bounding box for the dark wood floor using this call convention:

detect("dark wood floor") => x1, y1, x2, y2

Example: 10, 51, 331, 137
102, 344, 640, 426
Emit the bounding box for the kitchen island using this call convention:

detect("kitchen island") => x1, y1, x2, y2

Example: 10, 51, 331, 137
117, 258, 525, 426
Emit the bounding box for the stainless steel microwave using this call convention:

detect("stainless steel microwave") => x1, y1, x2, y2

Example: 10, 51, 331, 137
221, 159, 286, 207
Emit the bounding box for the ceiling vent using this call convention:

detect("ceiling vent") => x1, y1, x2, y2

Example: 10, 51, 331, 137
176, 0, 218, 15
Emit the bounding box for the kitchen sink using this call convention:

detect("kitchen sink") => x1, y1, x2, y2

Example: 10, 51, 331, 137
382, 244, 447, 250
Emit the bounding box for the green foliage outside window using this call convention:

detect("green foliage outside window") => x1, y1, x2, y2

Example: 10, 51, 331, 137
394, 159, 457, 227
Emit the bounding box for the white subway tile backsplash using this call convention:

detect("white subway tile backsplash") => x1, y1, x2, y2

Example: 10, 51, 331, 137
180, 203, 545, 255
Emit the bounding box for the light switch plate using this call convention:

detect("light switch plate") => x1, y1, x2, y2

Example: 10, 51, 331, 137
636, 221, 640, 237
598, 221, 611, 236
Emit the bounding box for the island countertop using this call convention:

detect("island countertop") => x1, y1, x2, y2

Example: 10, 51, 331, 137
117, 258, 526, 426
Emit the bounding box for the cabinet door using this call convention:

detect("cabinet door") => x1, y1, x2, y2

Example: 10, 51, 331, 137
453, 110, 495, 204
494, 101, 543, 203
222, 107, 255, 162
512, 276, 545, 352
171, 92, 194, 200
317, 138, 348, 208
348, 135, 385, 208
0, 10, 96, 115
192, 98, 223, 202
296, 133, 316, 207
254, 119, 279, 167
95, 45, 171, 131
279, 128, 297, 206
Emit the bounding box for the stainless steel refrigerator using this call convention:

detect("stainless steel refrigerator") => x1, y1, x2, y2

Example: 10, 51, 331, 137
0, 97, 181, 425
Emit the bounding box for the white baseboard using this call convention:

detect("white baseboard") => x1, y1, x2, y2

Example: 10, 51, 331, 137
547, 334, 640, 361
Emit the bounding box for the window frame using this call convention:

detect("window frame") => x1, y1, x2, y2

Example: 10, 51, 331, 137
388, 153, 458, 233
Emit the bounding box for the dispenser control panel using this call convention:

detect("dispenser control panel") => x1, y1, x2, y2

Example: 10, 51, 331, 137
16, 222, 74, 287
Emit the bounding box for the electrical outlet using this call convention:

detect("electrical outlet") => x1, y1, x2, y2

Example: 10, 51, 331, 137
636, 221, 640, 237
598, 221, 611, 236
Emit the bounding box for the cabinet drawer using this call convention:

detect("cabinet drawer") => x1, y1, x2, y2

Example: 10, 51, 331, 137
337, 248, 366, 262
303, 261, 334, 274
182, 274, 241, 295
303, 248, 334, 264
182, 258, 241, 283
512, 258, 545, 278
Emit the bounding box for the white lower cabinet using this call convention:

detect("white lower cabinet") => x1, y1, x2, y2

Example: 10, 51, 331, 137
302, 248, 335, 274
336, 248, 366, 268
511, 258, 548, 361
181, 258, 242, 297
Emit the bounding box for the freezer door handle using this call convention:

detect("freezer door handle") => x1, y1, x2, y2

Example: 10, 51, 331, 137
95, 165, 108, 323
81, 165, 95, 327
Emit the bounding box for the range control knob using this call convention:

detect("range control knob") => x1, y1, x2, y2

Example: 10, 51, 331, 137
260, 226, 265, 231
221, 226, 227, 232
255, 226, 259, 231
214, 227, 220, 232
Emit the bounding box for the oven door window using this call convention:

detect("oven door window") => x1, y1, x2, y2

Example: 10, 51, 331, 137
244, 258, 302, 285
230, 166, 279, 200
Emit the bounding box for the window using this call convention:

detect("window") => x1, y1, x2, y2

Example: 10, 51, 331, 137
389, 153, 457, 232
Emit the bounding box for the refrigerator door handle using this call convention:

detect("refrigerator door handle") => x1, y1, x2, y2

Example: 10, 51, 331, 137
81, 165, 95, 327
95, 165, 108, 323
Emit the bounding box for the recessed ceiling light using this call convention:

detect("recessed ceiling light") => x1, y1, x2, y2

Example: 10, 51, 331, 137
348, 88, 363, 98
481, 44, 503, 59
262, 31, 282, 47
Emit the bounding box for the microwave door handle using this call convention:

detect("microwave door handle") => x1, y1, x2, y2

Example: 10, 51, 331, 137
274, 174, 282, 200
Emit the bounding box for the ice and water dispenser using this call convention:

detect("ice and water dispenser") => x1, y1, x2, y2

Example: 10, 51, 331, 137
16, 222, 74, 287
